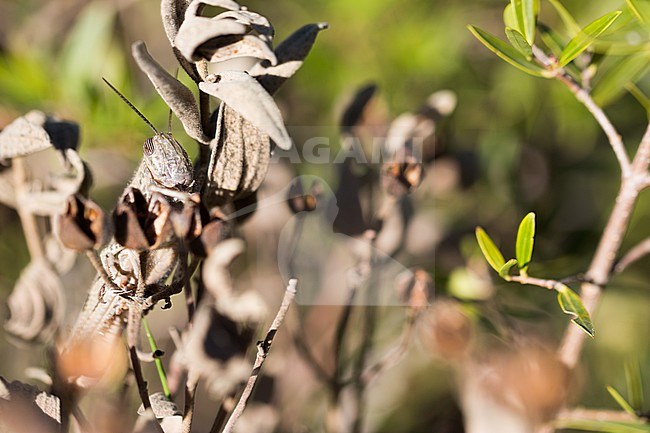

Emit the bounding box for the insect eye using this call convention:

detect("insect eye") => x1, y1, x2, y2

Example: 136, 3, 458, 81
143, 138, 155, 156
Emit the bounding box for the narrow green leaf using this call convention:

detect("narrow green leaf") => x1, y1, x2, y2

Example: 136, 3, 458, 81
627, 0, 650, 26
503, 4, 518, 29
515, 212, 535, 273
506, 28, 533, 60
468, 26, 547, 77
558, 11, 622, 67
555, 417, 650, 432
625, 360, 645, 411
548, 0, 581, 35
607, 386, 637, 416
627, 83, 650, 117
539, 24, 565, 57
593, 51, 650, 106
499, 259, 518, 278
511, 0, 537, 44
475, 227, 506, 272
556, 284, 595, 337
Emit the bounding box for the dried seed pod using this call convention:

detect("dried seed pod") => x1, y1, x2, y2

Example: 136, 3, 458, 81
286, 178, 318, 214
169, 194, 207, 241
189, 208, 227, 257
381, 159, 423, 196
395, 268, 433, 311
54, 194, 110, 251
113, 188, 172, 250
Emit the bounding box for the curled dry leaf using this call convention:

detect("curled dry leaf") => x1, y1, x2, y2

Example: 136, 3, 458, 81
206, 34, 276, 67
0, 111, 79, 160
5, 259, 65, 343
201, 237, 245, 298
175, 15, 248, 62
252, 22, 329, 95
54, 194, 111, 251
0, 377, 61, 433
161, 0, 191, 45
200, 71, 291, 150
132, 42, 209, 144
205, 104, 271, 205
113, 189, 172, 251
213, 10, 274, 43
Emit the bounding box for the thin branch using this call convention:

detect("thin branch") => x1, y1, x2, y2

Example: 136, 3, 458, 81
182, 381, 198, 433
508, 275, 563, 290
554, 73, 632, 176
614, 237, 650, 274
220, 279, 298, 433
129, 345, 152, 410
361, 310, 417, 386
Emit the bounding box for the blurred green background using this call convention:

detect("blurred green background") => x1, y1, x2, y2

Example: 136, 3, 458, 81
0, 0, 649, 431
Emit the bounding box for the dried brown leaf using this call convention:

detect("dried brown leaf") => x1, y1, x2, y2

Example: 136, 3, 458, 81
132, 42, 208, 144
0, 377, 61, 433
0, 111, 79, 160
161, 0, 191, 45
175, 16, 248, 62
252, 22, 328, 95
199, 71, 291, 150
54, 194, 110, 251
207, 34, 276, 65
205, 104, 270, 205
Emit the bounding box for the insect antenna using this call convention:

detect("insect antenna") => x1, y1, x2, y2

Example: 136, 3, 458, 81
101, 77, 158, 134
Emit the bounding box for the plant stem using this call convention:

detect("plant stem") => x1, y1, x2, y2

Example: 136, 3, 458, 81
220, 279, 298, 433
12, 156, 44, 260
142, 317, 171, 398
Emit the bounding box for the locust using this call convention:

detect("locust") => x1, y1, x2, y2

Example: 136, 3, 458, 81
66, 80, 193, 349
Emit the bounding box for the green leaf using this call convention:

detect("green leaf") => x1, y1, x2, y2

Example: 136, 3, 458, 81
556, 284, 595, 337
539, 24, 565, 57
627, 83, 650, 116
593, 51, 650, 106
468, 26, 548, 77
503, 4, 518, 29
555, 417, 650, 432
548, 0, 581, 35
499, 259, 518, 278
511, 0, 538, 44
475, 227, 506, 272
515, 212, 535, 273
558, 11, 622, 67
625, 360, 645, 411
627, 0, 650, 26
505, 28, 533, 60
607, 386, 637, 416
